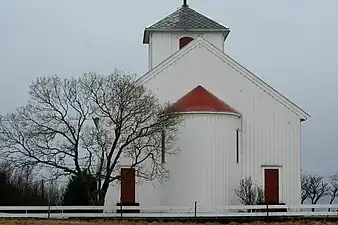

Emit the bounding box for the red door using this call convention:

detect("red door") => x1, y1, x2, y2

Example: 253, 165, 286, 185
120, 168, 135, 203
264, 169, 279, 204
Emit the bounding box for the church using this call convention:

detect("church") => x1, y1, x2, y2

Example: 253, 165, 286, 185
104, 1, 310, 212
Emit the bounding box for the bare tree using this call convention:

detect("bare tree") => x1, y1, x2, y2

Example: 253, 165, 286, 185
328, 173, 338, 204
301, 171, 310, 204
0, 69, 182, 204
234, 176, 264, 205
301, 171, 329, 211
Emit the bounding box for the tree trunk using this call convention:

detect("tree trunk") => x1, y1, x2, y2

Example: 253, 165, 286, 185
99, 180, 110, 205
329, 197, 335, 212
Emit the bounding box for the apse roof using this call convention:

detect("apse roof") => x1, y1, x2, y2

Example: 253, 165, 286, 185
169, 85, 239, 114
143, 4, 230, 44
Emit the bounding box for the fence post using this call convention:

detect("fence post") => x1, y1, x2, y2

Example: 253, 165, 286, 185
194, 201, 197, 219
266, 203, 269, 218
120, 204, 123, 220
48, 194, 51, 219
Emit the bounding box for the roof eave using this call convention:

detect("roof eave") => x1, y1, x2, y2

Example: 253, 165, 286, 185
143, 30, 150, 44
300, 112, 311, 122
224, 30, 230, 41
143, 28, 230, 44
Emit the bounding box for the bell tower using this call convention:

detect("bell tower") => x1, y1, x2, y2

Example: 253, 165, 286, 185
143, 1, 230, 70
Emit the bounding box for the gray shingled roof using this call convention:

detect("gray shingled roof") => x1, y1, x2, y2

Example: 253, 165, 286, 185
143, 5, 230, 44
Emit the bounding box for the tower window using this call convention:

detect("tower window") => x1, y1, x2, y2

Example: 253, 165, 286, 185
179, 37, 194, 49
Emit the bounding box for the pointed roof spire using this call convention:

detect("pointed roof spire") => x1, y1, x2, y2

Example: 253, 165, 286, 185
143, 4, 230, 44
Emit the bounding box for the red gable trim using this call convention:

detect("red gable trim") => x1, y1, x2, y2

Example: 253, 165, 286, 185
170, 85, 239, 114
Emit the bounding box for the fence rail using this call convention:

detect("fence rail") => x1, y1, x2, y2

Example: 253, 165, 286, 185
0, 204, 338, 219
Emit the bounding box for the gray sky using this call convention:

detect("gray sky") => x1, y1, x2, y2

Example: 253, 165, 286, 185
0, 0, 337, 177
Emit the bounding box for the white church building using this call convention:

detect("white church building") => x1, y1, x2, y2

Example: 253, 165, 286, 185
104, 1, 310, 211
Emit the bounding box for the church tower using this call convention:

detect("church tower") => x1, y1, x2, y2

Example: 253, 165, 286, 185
143, 1, 230, 70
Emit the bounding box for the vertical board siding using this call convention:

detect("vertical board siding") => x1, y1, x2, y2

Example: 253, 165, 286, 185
149, 32, 224, 69
160, 114, 241, 209
104, 35, 303, 211
142, 42, 302, 208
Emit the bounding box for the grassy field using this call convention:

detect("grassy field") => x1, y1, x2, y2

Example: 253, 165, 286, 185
1, 220, 338, 225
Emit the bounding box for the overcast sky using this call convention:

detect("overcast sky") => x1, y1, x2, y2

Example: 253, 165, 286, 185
0, 0, 337, 177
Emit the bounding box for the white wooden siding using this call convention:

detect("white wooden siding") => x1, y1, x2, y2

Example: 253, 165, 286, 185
161, 113, 241, 209
148, 32, 224, 70
143, 42, 302, 206
104, 175, 162, 210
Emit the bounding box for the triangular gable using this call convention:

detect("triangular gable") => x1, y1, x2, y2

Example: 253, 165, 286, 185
136, 36, 310, 121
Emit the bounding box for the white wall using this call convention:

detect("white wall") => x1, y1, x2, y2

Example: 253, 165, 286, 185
104, 169, 162, 211
148, 32, 224, 70
103, 151, 164, 211
161, 113, 241, 210
142, 42, 302, 207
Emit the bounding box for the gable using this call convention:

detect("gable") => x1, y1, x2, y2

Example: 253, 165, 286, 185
136, 37, 310, 121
